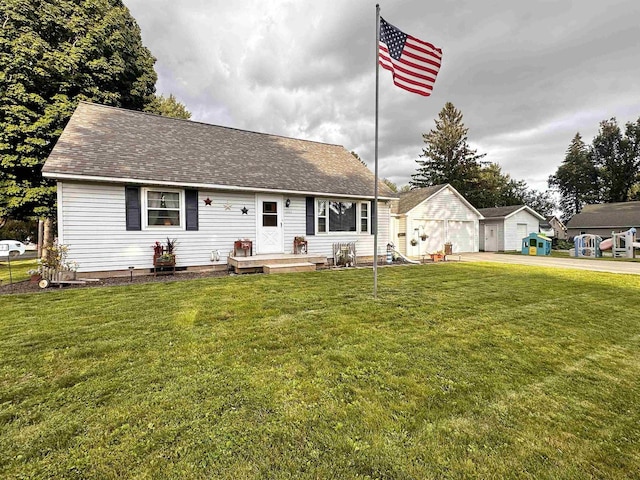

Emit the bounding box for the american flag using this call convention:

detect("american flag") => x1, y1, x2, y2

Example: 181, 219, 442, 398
378, 17, 442, 96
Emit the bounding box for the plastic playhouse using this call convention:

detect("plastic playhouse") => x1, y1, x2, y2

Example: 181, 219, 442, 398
599, 227, 638, 259
521, 233, 552, 256
572, 234, 602, 258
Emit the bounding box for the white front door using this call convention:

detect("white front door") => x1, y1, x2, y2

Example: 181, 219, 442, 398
485, 224, 498, 251
256, 195, 284, 254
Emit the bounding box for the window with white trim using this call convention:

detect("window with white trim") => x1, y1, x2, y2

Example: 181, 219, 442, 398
316, 199, 370, 234
144, 188, 183, 227
317, 200, 327, 233
360, 202, 369, 233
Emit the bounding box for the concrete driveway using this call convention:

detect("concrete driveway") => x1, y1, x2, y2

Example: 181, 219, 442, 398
458, 252, 640, 276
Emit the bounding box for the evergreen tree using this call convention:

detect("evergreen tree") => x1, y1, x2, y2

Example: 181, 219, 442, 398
0, 0, 158, 219
548, 133, 599, 221
145, 93, 191, 119
410, 102, 486, 203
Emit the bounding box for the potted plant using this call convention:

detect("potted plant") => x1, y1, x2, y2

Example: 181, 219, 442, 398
27, 268, 42, 283
59, 260, 78, 281
152, 238, 177, 267
293, 236, 307, 254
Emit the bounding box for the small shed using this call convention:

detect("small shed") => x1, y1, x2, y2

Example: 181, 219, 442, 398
521, 233, 551, 256
478, 205, 545, 251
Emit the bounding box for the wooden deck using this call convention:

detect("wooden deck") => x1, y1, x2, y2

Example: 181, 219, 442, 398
228, 253, 327, 274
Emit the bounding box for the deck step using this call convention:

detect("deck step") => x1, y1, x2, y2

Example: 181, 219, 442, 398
263, 262, 316, 274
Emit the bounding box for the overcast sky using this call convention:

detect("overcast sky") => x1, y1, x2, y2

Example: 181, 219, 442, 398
124, 0, 640, 192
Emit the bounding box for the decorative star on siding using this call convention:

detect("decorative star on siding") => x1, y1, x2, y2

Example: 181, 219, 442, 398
204, 197, 212, 206
223, 202, 232, 211
241, 206, 249, 215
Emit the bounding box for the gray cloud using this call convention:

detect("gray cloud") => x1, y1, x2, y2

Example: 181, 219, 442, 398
126, 0, 640, 192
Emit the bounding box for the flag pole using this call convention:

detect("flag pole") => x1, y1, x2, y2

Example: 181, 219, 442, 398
373, 4, 380, 298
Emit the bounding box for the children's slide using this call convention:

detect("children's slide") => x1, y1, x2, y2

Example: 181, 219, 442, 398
600, 238, 613, 250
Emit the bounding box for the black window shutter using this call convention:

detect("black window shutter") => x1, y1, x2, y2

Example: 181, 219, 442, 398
185, 189, 199, 231
125, 186, 141, 231
370, 200, 377, 235
305, 197, 315, 236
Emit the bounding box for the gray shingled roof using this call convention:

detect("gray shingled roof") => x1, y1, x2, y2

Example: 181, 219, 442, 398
478, 205, 526, 219
43, 102, 396, 199
391, 185, 446, 214
566, 202, 640, 228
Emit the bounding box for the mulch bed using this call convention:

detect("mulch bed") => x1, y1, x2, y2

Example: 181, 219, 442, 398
0, 269, 230, 296
0, 259, 425, 296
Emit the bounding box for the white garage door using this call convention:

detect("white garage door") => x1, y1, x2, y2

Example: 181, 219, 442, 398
447, 221, 475, 252
411, 220, 444, 255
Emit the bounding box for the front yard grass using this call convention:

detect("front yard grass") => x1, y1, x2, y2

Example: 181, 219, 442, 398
0, 257, 38, 284
1, 263, 639, 478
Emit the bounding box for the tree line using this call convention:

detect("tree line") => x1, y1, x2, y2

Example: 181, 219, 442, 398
548, 118, 640, 221
401, 102, 639, 222
405, 102, 555, 216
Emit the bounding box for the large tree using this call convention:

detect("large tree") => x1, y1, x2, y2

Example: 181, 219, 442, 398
591, 118, 640, 203
145, 93, 191, 120
0, 0, 158, 219
548, 133, 599, 221
410, 102, 486, 202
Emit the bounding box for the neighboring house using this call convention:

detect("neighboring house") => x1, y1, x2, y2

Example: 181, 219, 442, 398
42, 102, 396, 274
541, 215, 568, 240
566, 201, 640, 238
478, 205, 545, 251
390, 184, 482, 257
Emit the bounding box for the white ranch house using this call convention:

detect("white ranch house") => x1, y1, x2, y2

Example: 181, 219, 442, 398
42, 102, 397, 274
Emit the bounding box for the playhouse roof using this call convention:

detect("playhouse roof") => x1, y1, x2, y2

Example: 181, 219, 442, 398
43, 102, 397, 199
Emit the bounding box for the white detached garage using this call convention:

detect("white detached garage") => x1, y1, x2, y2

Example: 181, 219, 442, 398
390, 184, 482, 258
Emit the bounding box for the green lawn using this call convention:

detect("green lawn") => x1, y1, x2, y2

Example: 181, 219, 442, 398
1, 263, 639, 479
0, 257, 38, 284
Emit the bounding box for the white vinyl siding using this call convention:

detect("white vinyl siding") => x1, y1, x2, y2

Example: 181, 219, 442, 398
504, 211, 540, 250
57, 182, 392, 272
395, 216, 407, 256
58, 182, 256, 272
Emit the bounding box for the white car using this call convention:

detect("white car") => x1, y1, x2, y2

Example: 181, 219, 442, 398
0, 240, 27, 257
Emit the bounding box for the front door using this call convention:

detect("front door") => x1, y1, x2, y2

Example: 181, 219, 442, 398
485, 224, 498, 251
257, 195, 283, 254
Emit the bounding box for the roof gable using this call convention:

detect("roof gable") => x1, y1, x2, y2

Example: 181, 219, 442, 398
392, 184, 482, 216
478, 205, 544, 221
566, 201, 640, 228
43, 102, 396, 199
